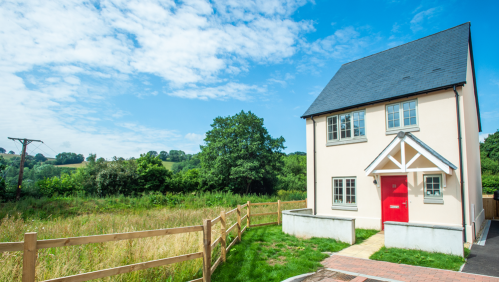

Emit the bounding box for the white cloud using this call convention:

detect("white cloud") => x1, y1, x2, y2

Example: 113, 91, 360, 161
168, 82, 266, 101
0, 0, 312, 158
410, 7, 441, 32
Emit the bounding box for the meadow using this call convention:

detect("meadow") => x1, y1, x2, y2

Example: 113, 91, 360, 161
0, 192, 306, 281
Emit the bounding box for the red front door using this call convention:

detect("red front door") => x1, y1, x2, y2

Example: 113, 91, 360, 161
381, 176, 408, 229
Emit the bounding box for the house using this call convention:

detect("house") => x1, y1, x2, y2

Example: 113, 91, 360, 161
301, 22, 483, 246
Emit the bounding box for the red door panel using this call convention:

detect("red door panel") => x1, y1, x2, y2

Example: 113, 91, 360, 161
381, 176, 408, 229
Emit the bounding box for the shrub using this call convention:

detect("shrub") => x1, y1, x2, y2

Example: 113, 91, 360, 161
482, 174, 499, 194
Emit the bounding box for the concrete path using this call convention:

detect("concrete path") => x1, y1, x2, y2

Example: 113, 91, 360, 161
463, 220, 499, 277
336, 232, 384, 259
320, 255, 499, 282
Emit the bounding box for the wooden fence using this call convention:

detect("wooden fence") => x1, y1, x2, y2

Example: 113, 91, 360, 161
0, 199, 306, 282
483, 194, 498, 220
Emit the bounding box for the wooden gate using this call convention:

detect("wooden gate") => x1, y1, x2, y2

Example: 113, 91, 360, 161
483, 195, 499, 219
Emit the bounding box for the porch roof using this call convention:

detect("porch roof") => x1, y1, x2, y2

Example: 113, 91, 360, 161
365, 131, 457, 176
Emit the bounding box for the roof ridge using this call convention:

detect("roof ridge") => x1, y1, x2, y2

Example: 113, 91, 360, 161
342, 22, 470, 66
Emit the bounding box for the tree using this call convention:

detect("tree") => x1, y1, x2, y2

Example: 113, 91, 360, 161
277, 154, 306, 191
86, 154, 96, 162
289, 151, 306, 156
169, 150, 186, 162
0, 148, 5, 154
147, 151, 158, 157
136, 154, 172, 192
8, 151, 15, 154
481, 131, 499, 162
159, 151, 169, 161
199, 110, 285, 194
34, 153, 47, 162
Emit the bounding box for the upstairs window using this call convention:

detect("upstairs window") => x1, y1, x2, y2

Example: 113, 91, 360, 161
386, 100, 418, 130
328, 110, 365, 141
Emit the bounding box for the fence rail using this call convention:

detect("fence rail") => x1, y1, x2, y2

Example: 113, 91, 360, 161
0, 198, 306, 282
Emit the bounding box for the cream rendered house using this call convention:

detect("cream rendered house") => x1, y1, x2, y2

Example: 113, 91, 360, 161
301, 23, 483, 244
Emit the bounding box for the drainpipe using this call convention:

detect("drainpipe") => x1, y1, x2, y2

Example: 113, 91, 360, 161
454, 85, 467, 243
311, 116, 317, 215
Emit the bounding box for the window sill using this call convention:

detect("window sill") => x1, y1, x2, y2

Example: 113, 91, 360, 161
424, 198, 444, 204
326, 136, 367, 147
331, 205, 358, 211
386, 126, 420, 135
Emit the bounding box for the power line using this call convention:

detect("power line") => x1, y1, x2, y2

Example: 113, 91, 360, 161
7, 137, 43, 201
43, 143, 59, 155
28, 142, 44, 156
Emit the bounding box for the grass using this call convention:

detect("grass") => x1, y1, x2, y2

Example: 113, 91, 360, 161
369, 246, 469, 271
212, 225, 350, 282
0, 192, 305, 221
162, 161, 175, 170
0, 195, 306, 281
212, 226, 379, 282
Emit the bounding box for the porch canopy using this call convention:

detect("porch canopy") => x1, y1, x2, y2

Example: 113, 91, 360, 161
365, 132, 457, 186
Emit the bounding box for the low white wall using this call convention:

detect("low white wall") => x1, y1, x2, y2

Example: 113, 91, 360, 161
282, 208, 355, 245
384, 221, 464, 256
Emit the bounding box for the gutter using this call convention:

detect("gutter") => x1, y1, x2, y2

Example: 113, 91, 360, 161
311, 116, 317, 215
301, 83, 465, 119
454, 85, 467, 243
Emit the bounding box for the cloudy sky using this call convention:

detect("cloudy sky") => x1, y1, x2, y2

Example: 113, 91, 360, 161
0, 0, 498, 159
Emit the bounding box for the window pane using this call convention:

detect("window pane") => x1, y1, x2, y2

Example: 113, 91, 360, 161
340, 114, 351, 138
354, 128, 360, 136
388, 106, 393, 113
359, 120, 365, 128
328, 118, 332, 125
359, 128, 365, 135
404, 118, 410, 126
388, 113, 393, 120
394, 104, 399, 111
433, 177, 440, 184
403, 102, 409, 110
388, 121, 394, 128
333, 132, 337, 139
394, 112, 399, 119
354, 121, 359, 127
394, 120, 400, 127
404, 111, 409, 118
329, 133, 333, 140
334, 179, 344, 204
410, 110, 416, 117
410, 101, 416, 109
353, 112, 358, 119
427, 177, 433, 184
360, 111, 365, 119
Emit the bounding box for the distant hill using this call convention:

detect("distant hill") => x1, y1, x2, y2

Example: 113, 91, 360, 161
0, 153, 55, 161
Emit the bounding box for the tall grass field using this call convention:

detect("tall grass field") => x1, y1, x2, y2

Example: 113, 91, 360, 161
0, 192, 306, 281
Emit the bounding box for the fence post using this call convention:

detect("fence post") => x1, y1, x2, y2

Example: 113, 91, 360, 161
220, 210, 226, 262
203, 219, 211, 282
22, 232, 37, 282
247, 201, 251, 228
237, 205, 242, 242
277, 200, 281, 225
305, 198, 307, 208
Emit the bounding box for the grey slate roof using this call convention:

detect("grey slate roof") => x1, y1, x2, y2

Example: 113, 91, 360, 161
365, 131, 458, 171
302, 23, 470, 118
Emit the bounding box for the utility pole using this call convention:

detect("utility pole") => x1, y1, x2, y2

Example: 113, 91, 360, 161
8, 137, 43, 201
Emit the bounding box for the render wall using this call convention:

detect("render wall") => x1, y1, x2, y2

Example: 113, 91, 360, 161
282, 208, 356, 244
384, 222, 464, 256
460, 46, 484, 240
306, 88, 465, 231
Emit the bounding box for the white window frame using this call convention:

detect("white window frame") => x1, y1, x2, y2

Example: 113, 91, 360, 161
332, 177, 357, 207
327, 110, 366, 143
423, 174, 444, 204
385, 99, 419, 131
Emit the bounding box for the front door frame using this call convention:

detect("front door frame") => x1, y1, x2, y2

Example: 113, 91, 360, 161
381, 175, 409, 230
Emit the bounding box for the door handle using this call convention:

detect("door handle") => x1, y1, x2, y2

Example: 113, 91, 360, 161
403, 201, 407, 208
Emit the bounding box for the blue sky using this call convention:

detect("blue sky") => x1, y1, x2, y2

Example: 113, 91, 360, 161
0, 0, 498, 159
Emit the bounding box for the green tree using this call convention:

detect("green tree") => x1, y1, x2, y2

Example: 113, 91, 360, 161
8, 151, 15, 154
147, 151, 158, 157
0, 147, 5, 154
159, 151, 169, 161
136, 154, 172, 193
481, 131, 499, 162
277, 154, 307, 191
169, 150, 186, 162
34, 153, 47, 162
199, 110, 285, 194
55, 152, 84, 165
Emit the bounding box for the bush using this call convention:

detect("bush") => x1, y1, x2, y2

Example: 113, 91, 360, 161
37, 173, 83, 197
96, 160, 139, 196
55, 152, 85, 165
482, 174, 499, 194
277, 190, 307, 201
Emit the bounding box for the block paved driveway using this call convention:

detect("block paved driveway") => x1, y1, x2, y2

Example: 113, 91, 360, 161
463, 220, 499, 277
318, 255, 499, 282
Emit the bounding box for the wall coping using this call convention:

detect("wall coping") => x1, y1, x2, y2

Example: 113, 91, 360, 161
282, 208, 355, 222
384, 221, 463, 231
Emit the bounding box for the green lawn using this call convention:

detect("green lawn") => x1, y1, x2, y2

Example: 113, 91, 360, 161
211, 225, 378, 282
370, 246, 469, 271
162, 161, 175, 170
